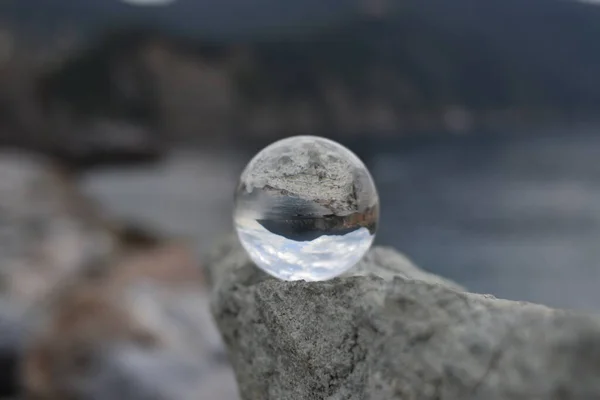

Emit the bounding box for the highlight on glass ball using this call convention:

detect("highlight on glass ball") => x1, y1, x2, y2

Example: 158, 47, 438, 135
234, 136, 379, 281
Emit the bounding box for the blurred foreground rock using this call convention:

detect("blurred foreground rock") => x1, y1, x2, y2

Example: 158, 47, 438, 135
0, 151, 122, 395
23, 244, 236, 400
0, 152, 122, 308
0, 152, 156, 341
208, 236, 600, 400
0, 152, 237, 399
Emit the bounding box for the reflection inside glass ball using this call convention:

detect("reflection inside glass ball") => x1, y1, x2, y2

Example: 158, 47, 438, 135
234, 136, 379, 281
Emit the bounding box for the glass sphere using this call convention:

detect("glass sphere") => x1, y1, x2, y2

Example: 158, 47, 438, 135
234, 136, 379, 281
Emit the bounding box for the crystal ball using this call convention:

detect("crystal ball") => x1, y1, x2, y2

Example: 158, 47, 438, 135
234, 136, 379, 281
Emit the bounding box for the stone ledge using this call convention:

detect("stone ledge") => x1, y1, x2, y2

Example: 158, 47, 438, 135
207, 235, 600, 400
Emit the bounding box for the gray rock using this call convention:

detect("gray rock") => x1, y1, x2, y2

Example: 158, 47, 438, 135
0, 151, 121, 396
207, 235, 600, 400
23, 243, 238, 400
0, 152, 238, 399
0, 152, 116, 304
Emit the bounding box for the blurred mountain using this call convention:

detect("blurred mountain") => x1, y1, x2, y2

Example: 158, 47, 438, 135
4, 0, 599, 107
402, 0, 600, 106
0, 0, 600, 162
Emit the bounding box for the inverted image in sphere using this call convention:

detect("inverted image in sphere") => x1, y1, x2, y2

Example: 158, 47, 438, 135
234, 136, 379, 281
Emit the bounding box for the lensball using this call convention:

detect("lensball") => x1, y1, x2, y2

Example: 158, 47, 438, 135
234, 136, 379, 281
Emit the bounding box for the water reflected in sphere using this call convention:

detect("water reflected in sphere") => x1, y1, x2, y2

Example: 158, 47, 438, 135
234, 136, 379, 281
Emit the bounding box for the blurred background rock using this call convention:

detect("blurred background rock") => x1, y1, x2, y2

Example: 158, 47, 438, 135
0, 0, 600, 398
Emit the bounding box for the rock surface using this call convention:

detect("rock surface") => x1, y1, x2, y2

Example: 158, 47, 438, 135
208, 235, 600, 400
0, 152, 237, 399
23, 244, 236, 400
0, 151, 123, 396
0, 151, 151, 396
0, 152, 156, 342
0, 152, 116, 306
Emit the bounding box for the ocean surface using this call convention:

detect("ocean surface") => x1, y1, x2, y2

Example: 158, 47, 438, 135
82, 133, 600, 311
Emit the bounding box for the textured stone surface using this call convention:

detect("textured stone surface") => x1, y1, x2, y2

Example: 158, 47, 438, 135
208, 235, 600, 400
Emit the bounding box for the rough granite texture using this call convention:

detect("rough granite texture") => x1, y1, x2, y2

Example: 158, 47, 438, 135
207, 235, 600, 400
240, 136, 375, 214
